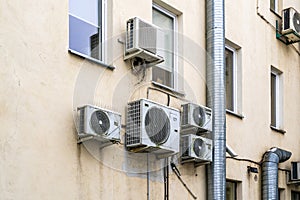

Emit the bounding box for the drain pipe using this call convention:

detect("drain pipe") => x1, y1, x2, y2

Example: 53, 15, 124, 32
206, 0, 226, 199
262, 147, 292, 200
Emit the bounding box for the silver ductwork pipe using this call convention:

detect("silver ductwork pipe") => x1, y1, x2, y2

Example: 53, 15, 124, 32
262, 147, 292, 200
206, 0, 226, 199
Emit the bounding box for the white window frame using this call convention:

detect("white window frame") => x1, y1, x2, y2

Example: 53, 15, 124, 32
152, 3, 178, 90
225, 45, 238, 113
68, 0, 107, 64
271, 67, 283, 129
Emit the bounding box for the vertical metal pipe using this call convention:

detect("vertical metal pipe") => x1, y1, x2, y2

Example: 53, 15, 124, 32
206, 0, 226, 199
262, 147, 292, 200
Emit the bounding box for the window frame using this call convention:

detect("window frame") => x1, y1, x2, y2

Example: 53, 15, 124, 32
270, 67, 283, 130
225, 45, 238, 113
226, 180, 237, 200
270, 0, 279, 13
152, 3, 178, 90
68, 0, 107, 64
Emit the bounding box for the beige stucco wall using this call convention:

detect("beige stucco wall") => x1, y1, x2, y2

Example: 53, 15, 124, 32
0, 0, 299, 199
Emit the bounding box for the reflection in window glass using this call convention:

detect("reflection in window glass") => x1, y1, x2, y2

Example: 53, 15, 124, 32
225, 47, 234, 111
69, 0, 102, 60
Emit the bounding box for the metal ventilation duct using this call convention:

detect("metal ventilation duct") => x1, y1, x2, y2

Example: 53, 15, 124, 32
262, 147, 292, 200
205, 0, 226, 199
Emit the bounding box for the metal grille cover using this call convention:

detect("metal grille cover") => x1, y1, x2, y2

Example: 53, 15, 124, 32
145, 107, 170, 144
126, 100, 141, 145
193, 138, 204, 157
193, 106, 206, 127
90, 110, 110, 135
293, 12, 300, 32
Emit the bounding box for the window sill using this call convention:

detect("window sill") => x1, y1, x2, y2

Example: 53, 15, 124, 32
68, 49, 115, 70
270, 125, 286, 134
151, 81, 185, 97
226, 109, 244, 119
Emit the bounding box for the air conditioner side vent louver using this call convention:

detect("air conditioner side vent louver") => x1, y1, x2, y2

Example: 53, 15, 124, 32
126, 19, 134, 50
181, 135, 190, 157
126, 100, 141, 145
79, 108, 85, 134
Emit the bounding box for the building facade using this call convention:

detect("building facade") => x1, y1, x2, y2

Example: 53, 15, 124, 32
0, 0, 300, 199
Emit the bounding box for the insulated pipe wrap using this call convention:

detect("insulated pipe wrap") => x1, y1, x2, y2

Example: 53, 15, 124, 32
262, 148, 292, 200
206, 0, 226, 199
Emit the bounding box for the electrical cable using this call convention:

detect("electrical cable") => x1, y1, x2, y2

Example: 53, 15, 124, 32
170, 162, 197, 200
147, 153, 150, 200
164, 158, 169, 200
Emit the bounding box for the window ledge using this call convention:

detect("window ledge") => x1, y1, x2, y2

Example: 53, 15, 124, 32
226, 109, 244, 119
151, 81, 185, 97
270, 125, 286, 134
68, 49, 115, 70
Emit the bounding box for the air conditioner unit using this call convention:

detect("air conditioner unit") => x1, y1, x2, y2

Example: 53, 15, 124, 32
77, 105, 121, 143
181, 134, 212, 163
181, 103, 212, 134
125, 99, 180, 156
124, 17, 164, 65
282, 7, 300, 42
291, 162, 300, 181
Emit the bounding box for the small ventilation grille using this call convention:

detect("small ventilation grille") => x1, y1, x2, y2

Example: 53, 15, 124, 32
284, 8, 290, 30
145, 107, 170, 145
90, 110, 110, 135
79, 108, 85, 133
126, 20, 134, 50
182, 104, 189, 125
126, 101, 141, 145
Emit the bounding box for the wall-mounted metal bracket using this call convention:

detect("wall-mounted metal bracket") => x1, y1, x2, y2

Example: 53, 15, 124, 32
276, 20, 300, 45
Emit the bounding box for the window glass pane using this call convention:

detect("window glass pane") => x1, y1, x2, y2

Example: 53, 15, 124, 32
152, 67, 173, 88
69, 15, 100, 59
152, 7, 175, 88
226, 181, 236, 200
292, 191, 300, 200
271, 73, 277, 126
69, 0, 99, 25
69, 0, 102, 60
225, 48, 234, 111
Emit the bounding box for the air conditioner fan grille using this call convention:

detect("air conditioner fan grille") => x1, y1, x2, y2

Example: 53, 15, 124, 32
90, 110, 110, 135
193, 138, 204, 157
145, 107, 170, 145
193, 106, 206, 127
293, 12, 300, 32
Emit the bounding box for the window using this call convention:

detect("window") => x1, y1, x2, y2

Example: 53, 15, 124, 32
278, 188, 285, 200
270, 0, 282, 14
270, 0, 279, 13
225, 43, 242, 114
69, 0, 105, 61
152, 4, 177, 89
226, 181, 237, 200
270, 67, 283, 129
292, 191, 300, 200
